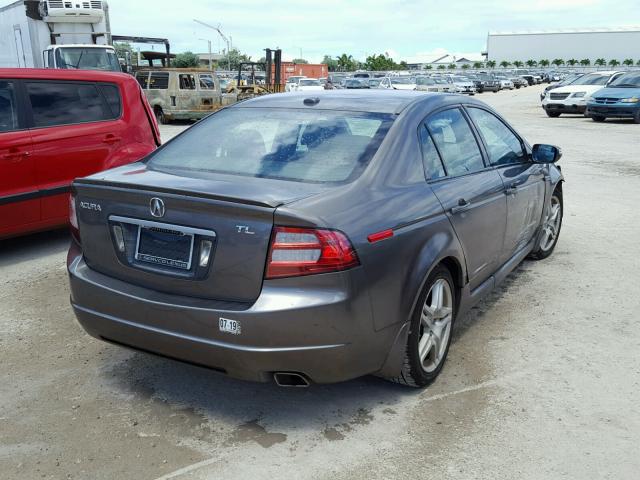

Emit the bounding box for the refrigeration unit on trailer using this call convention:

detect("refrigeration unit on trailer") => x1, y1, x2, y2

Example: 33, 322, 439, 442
0, 0, 120, 71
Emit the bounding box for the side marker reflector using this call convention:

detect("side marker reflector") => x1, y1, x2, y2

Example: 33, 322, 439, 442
367, 229, 394, 243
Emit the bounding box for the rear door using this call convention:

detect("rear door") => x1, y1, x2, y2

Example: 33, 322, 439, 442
25, 80, 123, 223
466, 107, 545, 263
422, 107, 507, 291
0, 79, 39, 235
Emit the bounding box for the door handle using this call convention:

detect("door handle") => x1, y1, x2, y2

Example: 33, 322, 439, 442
1, 151, 30, 162
450, 198, 472, 214
505, 183, 518, 196
102, 135, 121, 144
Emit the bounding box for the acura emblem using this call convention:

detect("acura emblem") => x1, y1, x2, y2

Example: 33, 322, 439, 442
149, 198, 165, 218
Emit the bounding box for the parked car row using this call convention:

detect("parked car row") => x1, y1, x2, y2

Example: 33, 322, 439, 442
541, 70, 640, 123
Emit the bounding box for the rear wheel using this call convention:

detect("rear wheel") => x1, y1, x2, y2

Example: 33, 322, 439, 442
633, 110, 640, 124
155, 107, 169, 125
389, 266, 455, 388
530, 190, 563, 260
546, 110, 561, 118
592, 115, 606, 122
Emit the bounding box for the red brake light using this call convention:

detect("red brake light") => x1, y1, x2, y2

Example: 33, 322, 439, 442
69, 194, 81, 244
265, 226, 359, 279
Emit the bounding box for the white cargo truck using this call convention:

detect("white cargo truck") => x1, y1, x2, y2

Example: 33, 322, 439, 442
0, 0, 120, 71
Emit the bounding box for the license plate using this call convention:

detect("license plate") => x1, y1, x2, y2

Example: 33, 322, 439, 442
135, 226, 194, 270
219, 317, 241, 335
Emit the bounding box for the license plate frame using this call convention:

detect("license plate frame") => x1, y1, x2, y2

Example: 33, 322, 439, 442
135, 225, 195, 271
219, 317, 241, 335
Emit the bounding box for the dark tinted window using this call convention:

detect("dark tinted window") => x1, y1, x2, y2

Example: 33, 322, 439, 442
148, 108, 394, 184
199, 74, 216, 90
0, 81, 19, 133
179, 74, 196, 90
148, 72, 169, 90
467, 108, 524, 166
27, 82, 110, 128
418, 125, 445, 180
136, 72, 150, 89
426, 108, 484, 176
98, 84, 122, 118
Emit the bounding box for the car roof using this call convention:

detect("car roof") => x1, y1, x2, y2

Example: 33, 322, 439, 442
0, 68, 132, 83
235, 90, 437, 114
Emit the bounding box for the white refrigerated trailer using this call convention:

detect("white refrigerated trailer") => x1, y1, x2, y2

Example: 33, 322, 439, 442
0, 0, 120, 71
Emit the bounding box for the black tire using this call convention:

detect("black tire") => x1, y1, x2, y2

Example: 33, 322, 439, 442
389, 265, 456, 388
633, 110, 640, 124
529, 189, 563, 260
592, 115, 606, 122
545, 110, 561, 118
155, 107, 169, 125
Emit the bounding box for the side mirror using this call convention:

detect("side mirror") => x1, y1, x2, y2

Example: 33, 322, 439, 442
532, 144, 562, 163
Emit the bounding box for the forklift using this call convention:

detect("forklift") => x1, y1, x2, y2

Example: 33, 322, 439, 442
229, 48, 285, 100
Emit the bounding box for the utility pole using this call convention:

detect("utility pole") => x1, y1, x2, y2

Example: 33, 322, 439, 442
194, 19, 231, 72
199, 38, 213, 70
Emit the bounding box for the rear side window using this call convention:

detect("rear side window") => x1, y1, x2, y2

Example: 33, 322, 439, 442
98, 84, 122, 118
425, 108, 484, 177
135, 72, 150, 89
179, 74, 196, 90
148, 72, 169, 90
418, 125, 445, 180
0, 81, 19, 132
147, 108, 394, 184
27, 82, 113, 128
199, 74, 216, 90
467, 108, 524, 166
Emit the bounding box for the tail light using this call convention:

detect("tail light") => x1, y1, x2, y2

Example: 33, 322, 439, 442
265, 226, 359, 279
69, 194, 80, 244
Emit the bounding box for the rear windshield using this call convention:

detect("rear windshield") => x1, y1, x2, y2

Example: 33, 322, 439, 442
299, 79, 321, 86
147, 108, 394, 184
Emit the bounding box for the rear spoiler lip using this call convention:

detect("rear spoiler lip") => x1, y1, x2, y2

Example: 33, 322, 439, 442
71, 178, 311, 210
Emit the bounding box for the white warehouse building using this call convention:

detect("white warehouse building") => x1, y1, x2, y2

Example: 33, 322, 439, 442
485, 27, 640, 62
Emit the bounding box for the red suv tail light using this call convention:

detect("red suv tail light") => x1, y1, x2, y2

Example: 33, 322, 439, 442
265, 226, 359, 279
69, 194, 80, 244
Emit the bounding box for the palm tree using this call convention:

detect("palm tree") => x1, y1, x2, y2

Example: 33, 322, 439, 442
513, 60, 524, 68
447, 63, 456, 70
486, 60, 496, 69
552, 59, 564, 67
526, 59, 537, 68
608, 59, 620, 67
579, 58, 591, 68
437, 64, 446, 70
539, 59, 550, 68
594, 58, 606, 67
424, 64, 433, 70
567, 59, 578, 67
336, 53, 355, 72
637, 60, 640, 66
461, 63, 470, 70
473, 61, 484, 69
499, 60, 510, 68
623, 58, 634, 68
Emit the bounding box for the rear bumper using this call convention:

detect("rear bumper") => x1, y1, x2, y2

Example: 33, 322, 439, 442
586, 105, 639, 118
67, 247, 399, 384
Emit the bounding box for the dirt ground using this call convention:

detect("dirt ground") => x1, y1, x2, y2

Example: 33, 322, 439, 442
1, 84, 639, 480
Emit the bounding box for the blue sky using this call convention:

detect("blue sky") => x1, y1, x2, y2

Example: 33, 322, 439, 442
4, 0, 637, 62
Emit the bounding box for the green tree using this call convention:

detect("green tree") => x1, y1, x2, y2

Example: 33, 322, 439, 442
173, 51, 200, 68
499, 60, 510, 68
113, 41, 135, 60
461, 63, 470, 70
608, 59, 620, 67
513, 60, 523, 68
336, 53, 357, 72
473, 61, 484, 69
551, 58, 564, 67
364, 53, 396, 71
218, 48, 252, 71
399, 61, 408, 70
447, 63, 456, 70
321, 55, 339, 72
567, 59, 578, 67
580, 58, 591, 67
526, 59, 537, 67
637, 60, 640, 66
437, 64, 446, 70
539, 59, 550, 67
486, 60, 496, 69
424, 64, 433, 70
291, 58, 308, 64
623, 58, 634, 67
594, 58, 606, 67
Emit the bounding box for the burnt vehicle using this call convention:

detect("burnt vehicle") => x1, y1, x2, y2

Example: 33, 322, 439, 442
135, 69, 238, 124
68, 90, 564, 388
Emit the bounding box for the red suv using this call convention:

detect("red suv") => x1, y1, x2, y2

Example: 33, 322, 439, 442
0, 69, 161, 239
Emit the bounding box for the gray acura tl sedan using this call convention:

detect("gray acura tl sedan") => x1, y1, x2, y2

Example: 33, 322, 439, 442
68, 90, 564, 388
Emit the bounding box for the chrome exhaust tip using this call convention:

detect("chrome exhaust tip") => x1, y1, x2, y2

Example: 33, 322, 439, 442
273, 372, 310, 388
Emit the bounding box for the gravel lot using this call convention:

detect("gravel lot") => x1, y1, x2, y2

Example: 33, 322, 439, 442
2, 85, 639, 480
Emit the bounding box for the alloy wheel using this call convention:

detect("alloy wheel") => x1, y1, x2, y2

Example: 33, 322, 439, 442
418, 278, 453, 373
539, 195, 562, 252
